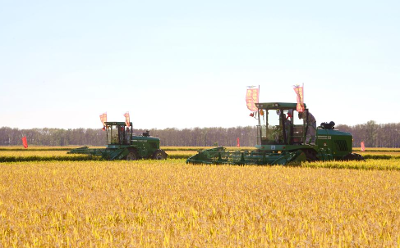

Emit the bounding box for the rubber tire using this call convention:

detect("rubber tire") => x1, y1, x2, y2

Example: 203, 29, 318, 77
126, 150, 138, 160
152, 150, 167, 160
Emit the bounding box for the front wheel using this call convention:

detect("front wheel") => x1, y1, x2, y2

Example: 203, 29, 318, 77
152, 150, 167, 160
126, 150, 138, 160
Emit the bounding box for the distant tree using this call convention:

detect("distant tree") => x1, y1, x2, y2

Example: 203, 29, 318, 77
364, 120, 378, 147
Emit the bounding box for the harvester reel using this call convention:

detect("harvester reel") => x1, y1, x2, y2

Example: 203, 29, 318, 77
152, 149, 167, 160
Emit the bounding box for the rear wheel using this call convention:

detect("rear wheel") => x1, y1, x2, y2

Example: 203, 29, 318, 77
126, 150, 138, 160
152, 150, 167, 160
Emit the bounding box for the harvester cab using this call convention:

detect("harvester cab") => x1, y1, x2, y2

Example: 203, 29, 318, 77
68, 121, 168, 161
186, 102, 363, 165
256, 102, 314, 147
105, 122, 132, 146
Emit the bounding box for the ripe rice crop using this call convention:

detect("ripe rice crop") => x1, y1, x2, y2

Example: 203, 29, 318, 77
0, 151, 100, 162
0, 160, 400, 247
0, 146, 95, 151
0, 150, 195, 162
303, 159, 400, 170
0, 151, 86, 157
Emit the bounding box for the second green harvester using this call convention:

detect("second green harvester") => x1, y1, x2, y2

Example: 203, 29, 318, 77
68, 121, 167, 160
187, 102, 363, 165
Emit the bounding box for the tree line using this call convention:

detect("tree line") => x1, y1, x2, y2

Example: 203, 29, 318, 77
0, 126, 257, 147
1, 120, 399, 147
336, 121, 400, 148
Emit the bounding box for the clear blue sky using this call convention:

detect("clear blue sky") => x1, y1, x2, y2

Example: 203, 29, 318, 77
1, 0, 399, 129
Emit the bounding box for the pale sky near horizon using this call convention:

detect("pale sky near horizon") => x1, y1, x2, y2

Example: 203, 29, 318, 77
1, 0, 399, 130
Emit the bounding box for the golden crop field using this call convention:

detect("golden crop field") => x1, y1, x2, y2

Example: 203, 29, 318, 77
1, 147, 400, 247
0, 160, 399, 247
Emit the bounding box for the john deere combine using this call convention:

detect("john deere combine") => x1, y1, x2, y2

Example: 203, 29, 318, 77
68, 121, 167, 160
187, 102, 363, 165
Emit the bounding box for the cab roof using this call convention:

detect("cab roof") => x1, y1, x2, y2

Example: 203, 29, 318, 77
255, 102, 307, 110
104, 122, 133, 126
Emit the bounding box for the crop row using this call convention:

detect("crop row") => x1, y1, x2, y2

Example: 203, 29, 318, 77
2, 150, 400, 167
304, 159, 400, 170
0, 150, 193, 162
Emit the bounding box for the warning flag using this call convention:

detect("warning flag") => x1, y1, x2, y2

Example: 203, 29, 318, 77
100, 112, 107, 130
124, 112, 130, 127
22, 136, 28, 148
293, 84, 305, 113
237, 137, 240, 147
246, 86, 259, 112
361, 141, 365, 152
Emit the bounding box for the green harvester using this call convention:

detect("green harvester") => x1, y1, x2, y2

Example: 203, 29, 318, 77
68, 122, 167, 160
187, 102, 363, 165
